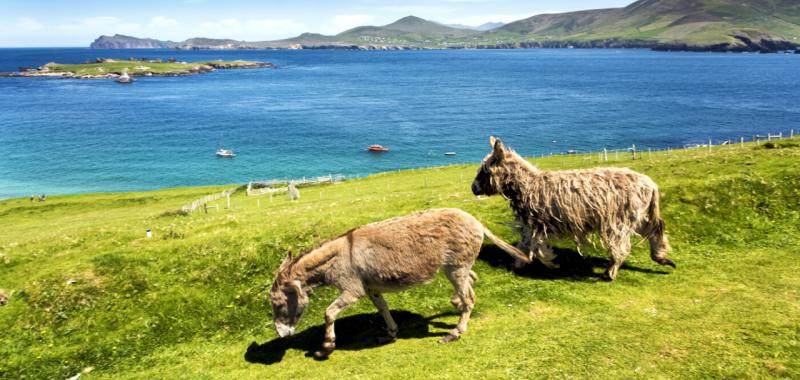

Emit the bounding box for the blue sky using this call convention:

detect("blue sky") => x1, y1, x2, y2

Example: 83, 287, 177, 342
0, 0, 631, 47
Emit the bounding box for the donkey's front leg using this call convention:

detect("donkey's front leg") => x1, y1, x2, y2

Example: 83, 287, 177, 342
369, 292, 398, 343
315, 292, 361, 359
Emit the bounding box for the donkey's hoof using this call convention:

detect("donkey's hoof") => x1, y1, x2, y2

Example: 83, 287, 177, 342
377, 335, 397, 344
313, 350, 332, 360
659, 259, 676, 268
438, 333, 460, 343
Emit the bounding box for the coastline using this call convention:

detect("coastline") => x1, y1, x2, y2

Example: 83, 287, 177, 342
0, 59, 276, 79
89, 41, 800, 54
4, 134, 797, 202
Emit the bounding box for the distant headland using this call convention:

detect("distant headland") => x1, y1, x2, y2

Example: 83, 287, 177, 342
0, 58, 275, 79
90, 0, 800, 53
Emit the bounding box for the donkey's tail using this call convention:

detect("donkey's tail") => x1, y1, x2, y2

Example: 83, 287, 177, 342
483, 227, 531, 264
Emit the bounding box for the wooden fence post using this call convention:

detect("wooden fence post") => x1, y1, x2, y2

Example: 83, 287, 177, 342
603, 148, 608, 162
226, 193, 231, 209
631, 144, 636, 160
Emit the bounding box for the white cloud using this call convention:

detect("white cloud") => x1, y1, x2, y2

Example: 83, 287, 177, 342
378, 5, 451, 14
443, 14, 526, 26
16, 17, 44, 32
148, 16, 180, 29
328, 14, 375, 33
79, 16, 121, 27
192, 18, 305, 40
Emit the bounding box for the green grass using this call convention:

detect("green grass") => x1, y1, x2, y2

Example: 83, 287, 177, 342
44, 60, 264, 75
1, 139, 799, 379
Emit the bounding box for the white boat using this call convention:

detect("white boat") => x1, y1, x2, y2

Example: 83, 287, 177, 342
115, 70, 134, 84
215, 135, 236, 157
216, 148, 236, 157
444, 151, 457, 156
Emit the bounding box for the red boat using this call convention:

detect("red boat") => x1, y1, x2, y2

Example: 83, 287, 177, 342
367, 144, 389, 152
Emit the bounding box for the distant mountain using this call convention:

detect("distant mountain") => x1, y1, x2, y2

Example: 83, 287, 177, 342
332, 16, 479, 45
446, 22, 505, 31
90, 1, 800, 52
90, 34, 176, 49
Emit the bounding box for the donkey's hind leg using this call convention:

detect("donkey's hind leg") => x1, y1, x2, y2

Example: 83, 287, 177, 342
440, 266, 475, 343
450, 270, 477, 310
603, 234, 631, 281
369, 291, 398, 343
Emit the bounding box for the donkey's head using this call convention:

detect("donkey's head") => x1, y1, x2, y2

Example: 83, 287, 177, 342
472, 136, 510, 196
269, 252, 309, 338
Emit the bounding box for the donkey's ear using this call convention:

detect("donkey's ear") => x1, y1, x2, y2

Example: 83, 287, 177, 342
287, 249, 293, 261
489, 136, 497, 148
491, 137, 506, 159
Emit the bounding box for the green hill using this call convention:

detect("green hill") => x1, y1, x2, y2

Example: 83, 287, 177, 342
1, 138, 799, 379
273, 16, 479, 48
90, 1, 800, 51
482, 0, 800, 50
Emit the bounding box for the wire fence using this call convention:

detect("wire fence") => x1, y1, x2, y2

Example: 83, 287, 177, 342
176, 128, 798, 213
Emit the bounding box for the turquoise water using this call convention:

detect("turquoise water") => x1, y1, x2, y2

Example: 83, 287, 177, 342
0, 48, 798, 199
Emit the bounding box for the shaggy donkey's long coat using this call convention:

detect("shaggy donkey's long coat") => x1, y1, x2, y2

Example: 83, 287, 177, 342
269, 208, 530, 358
471, 137, 674, 280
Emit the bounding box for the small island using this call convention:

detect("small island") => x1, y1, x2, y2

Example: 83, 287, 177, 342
0, 58, 276, 79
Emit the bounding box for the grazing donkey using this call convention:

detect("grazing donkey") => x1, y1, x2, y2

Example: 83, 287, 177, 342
471, 137, 675, 281
269, 208, 530, 358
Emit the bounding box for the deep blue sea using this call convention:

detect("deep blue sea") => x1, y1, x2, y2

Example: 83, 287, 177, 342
1, 48, 799, 199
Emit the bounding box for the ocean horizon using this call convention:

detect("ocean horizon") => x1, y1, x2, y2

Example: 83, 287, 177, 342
1, 48, 798, 199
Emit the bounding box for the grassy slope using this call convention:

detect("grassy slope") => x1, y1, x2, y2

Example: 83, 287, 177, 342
480, 0, 800, 46
45, 60, 263, 75
321, 16, 479, 47
1, 139, 799, 379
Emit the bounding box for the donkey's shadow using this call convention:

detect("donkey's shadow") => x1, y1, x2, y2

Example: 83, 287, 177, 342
245, 311, 452, 364
479, 244, 669, 280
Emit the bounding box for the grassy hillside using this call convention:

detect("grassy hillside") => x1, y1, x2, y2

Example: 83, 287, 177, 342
1, 139, 799, 379
32, 60, 270, 77
483, 0, 800, 48
268, 16, 479, 48
89, 1, 800, 50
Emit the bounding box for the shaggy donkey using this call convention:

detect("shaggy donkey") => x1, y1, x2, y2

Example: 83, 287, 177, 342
269, 208, 530, 358
471, 137, 674, 280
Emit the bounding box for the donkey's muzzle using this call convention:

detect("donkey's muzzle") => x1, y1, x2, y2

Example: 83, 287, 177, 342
275, 322, 295, 338
471, 182, 482, 196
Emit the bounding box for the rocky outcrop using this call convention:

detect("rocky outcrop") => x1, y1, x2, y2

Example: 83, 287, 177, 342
652, 35, 797, 53
457, 37, 797, 53
90, 35, 177, 49
0, 59, 276, 79
205, 61, 276, 69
